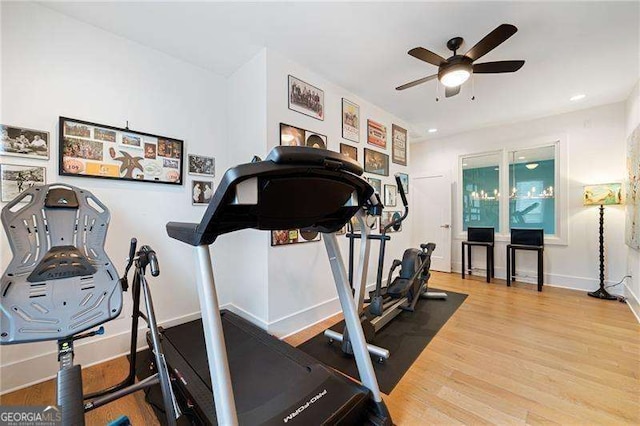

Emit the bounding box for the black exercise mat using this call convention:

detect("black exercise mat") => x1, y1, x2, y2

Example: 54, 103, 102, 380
298, 288, 467, 394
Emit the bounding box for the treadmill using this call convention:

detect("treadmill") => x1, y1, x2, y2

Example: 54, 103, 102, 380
159, 146, 391, 425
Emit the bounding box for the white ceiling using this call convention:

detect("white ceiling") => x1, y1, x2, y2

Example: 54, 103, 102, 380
43, 1, 639, 139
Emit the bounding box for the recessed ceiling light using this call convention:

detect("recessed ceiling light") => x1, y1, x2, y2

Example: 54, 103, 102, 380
428, 128, 438, 133
570, 94, 586, 101
462, 163, 468, 166
518, 156, 526, 160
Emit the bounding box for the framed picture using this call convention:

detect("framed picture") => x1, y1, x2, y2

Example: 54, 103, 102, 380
366, 177, 382, 196
397, 172, 409, 195
1, 124, 49, 160
1, 164, 46, 202
59, 117, 184, 185
364, 148, 389, 176
192, 180, 214, 206
380, 211, 403, 233
350, 215, 378, 233
384, 184, 397, 207
626, 125, 640, 249
188, 154, 215, 177
280, 123, 326, 149
288, 75, 324, 121
340, 143, 358, 162
271, 229, 321, 246
367, 120, 387, 149
391, 124, 408, 166
342, 98, 360, 142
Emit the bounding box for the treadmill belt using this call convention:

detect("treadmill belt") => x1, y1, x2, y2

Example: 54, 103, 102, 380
163, 318, 311, 412
153, 310, 372, 425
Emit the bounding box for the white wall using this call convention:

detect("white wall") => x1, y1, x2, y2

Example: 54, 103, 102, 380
265, 50, 412, 336
625, 81, 640, 321
0, 2, 228, 392
411, 102, 628, 293
223, 49, 269, 326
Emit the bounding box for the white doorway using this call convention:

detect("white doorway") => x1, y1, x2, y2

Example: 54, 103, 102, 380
411, 173, 452, 272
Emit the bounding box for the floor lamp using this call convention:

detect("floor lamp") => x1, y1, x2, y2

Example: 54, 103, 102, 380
583, 183, 623, 300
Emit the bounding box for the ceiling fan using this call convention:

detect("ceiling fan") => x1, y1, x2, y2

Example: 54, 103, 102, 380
396, 24, 525, 98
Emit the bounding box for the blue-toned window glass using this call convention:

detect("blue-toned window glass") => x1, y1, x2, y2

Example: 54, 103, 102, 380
509, 146, 555, 234
462, 153, 500, 231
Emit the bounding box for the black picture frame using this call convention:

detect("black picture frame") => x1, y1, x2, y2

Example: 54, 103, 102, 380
288, 75, 324, 121
340, 143, 358, 162
279, 123, 327, 149
363, 148, 389, 176
384, 184, 397, 207
58, 117, 184, 185
391, 124, 408, 166
341, 98, 360, 142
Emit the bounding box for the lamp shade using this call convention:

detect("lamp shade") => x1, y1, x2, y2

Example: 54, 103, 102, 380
583, 183, 623, 206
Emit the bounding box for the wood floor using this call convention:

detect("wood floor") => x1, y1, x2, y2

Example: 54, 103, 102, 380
2, 272, 639, 425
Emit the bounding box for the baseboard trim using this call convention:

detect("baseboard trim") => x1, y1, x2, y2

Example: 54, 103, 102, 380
624, 282, 640, 323
268, 283, 378, 338
0, 310, 201, 395
451, 262, 624, 294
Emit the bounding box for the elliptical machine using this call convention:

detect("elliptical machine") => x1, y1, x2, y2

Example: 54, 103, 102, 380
325, 175, 447, 362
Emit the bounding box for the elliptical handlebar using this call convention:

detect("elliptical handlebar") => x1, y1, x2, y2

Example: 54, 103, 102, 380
395, 174, 408, 208
382, 175, 409, 235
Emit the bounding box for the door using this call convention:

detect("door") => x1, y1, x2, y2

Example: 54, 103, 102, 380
412, 173, 452, 272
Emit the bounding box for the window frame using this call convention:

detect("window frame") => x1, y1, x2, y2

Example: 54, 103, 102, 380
457, 135, 567, 245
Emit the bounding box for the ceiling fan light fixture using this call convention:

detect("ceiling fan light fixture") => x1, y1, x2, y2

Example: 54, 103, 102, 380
440, 68, 471, 87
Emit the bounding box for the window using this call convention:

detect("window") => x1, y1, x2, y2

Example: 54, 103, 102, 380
462, 152, 501, 231
460, 142, 560, 240
509, 146, 555, 234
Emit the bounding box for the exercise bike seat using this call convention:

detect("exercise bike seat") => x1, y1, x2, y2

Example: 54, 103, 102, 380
1, 184, 122, 344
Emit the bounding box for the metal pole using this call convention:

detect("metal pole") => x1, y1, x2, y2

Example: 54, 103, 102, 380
195, 245, 238, 426
323, 233, 383, 402
140, 271, 180, 426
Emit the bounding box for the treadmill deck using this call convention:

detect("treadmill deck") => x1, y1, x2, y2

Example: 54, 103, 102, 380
161, 310, 372, 425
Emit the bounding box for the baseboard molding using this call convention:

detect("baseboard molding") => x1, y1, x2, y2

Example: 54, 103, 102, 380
0, 311, 201, 395
268, 283, 378, 338
624, 282, 640, 323
451, 262, 624, 295
223, 303, 269, 330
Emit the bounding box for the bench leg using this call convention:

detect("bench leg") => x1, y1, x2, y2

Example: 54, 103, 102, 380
461, 243, 466, 279
468, 245, 472, 275
486, 247, 490, 283
491, 247, 495, 278
506, 247, 511, 287
511, 248, 516, 282
538, 250, 543, 292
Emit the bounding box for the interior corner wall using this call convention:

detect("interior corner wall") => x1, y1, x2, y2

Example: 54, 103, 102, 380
410, 102, 628, 294
223, 49, 269, 326
264, 50, 412, 337
0, 2, 229, 393
624, 81, 640, 321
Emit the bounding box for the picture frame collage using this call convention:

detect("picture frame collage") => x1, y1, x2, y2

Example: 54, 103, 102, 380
277, 74, 410, 244
188, 154, 215, 206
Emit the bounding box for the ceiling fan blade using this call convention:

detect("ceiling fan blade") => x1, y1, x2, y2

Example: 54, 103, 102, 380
396, 74, 437, 91
464, 24, 518, 61
445, 85, 460, 98
408, 47, 446, 66
473, 60, 525, 73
